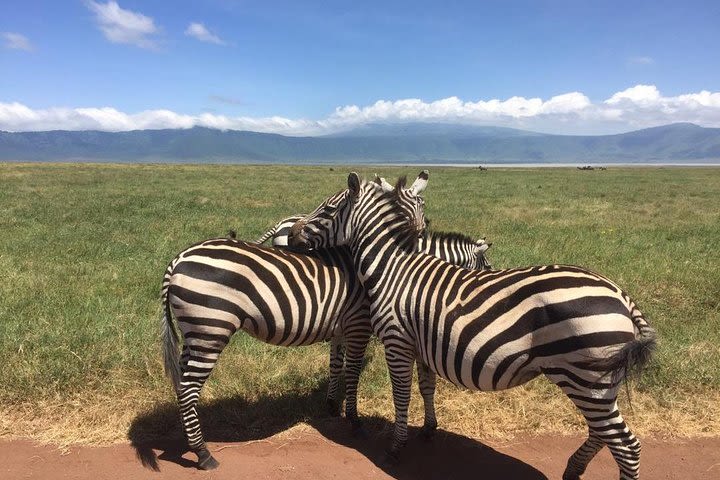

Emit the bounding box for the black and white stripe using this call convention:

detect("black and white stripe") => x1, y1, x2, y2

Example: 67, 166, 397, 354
250, 180, 489, 423
254, 214, 306, 247
160, 172, 493, 469
290, 173, 656, 480
161, 240, 367, 470
418, 230, 491, 270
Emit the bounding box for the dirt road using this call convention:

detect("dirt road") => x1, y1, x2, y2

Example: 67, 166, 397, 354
2, 419, 719, 480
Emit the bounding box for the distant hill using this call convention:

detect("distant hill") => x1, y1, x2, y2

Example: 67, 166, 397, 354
1, 122, 719, 163
323, 122, 543, 138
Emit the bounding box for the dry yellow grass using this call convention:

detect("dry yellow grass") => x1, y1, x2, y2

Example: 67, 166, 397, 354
3, 363, 720, 448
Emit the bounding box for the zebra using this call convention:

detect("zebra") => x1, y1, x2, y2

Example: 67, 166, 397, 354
288, 173, 657, 480
160, 171, 492, 470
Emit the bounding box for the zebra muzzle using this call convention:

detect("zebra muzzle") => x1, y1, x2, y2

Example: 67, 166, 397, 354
288, 222, 310, 249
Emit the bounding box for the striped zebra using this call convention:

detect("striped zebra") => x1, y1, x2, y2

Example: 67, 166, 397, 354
254, 214, 306, 247
254, 212, 493, 268
288, 173, 657, 480
160, 172, 492, 469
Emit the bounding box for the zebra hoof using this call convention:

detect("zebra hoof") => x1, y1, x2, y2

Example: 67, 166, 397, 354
196, 449, 220, 470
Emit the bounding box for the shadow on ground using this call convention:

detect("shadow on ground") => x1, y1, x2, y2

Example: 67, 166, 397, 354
128, 380, 547, 479
128, 380, 333, 471
312, 417, 549, 480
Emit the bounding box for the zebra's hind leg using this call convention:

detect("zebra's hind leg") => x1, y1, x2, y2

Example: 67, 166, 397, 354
326, 334, 345, 416
176, 343, 224, 470
416, 361, 437, 440
562, 433, 605, 480
343, 320, 372, 433
558, 382, 641, 479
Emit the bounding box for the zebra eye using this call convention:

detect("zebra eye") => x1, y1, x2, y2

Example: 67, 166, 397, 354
324, 204, 338, 214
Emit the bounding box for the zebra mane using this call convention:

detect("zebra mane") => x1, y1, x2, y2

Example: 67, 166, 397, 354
423, 229, 476, 245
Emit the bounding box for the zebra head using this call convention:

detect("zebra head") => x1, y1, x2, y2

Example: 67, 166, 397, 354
289, 171, 429, 252
474, 238, 493, 270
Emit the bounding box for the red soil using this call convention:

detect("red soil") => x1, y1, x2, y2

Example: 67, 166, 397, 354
2, 419, 719, 479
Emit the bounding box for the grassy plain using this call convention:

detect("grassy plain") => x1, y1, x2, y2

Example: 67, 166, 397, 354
1, 163, 719, 445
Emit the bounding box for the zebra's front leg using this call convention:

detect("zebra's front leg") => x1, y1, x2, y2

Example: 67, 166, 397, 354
326, 334, 345, 416
177, 344, 222, 470
384, 346, 415, 460
343, 319, 372, 432
416, 360, 437, 440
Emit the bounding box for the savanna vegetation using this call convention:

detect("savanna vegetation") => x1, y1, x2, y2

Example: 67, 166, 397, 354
1, 163, 719, 445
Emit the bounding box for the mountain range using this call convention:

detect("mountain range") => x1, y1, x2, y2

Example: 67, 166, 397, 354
1, 122, 719, 164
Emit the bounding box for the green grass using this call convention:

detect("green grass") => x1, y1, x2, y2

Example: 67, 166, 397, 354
1, 163, 719, 443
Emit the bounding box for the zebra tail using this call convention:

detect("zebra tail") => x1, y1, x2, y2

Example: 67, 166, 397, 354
598, 306, 657, 405
161, 270, 182, 392
254, 226, 277, 244
608, 323, 657, 386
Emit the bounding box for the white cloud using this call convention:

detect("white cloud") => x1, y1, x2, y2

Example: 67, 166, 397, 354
2, 85, 720, 135
628, 56, 655, 65
85, 1, 160, 50
540, 92, 592, 114
185, 22, 226, 45
209, 95, 244, 105
0, 102, 317, 135
605, 85, 661, 105
2, 32, 33, 51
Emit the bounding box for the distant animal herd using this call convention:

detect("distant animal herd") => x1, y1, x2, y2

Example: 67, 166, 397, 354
160, 170, 654, 479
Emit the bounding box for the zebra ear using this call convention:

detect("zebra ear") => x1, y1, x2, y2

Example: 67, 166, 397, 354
410, 170, 429, 195
474, 242, 491, 254
348, 172, 361, 198
474, 238, 492, 254
379, 177, 394, 192
372, 174, 394, 192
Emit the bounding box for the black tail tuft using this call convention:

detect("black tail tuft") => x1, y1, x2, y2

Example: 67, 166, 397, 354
609, 330, 657, 385
599, 327, 657, 406
161, 287, 182, 392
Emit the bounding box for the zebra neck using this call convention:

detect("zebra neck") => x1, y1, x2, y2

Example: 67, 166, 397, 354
349, 221, 412, 292
420, 232, 475, 267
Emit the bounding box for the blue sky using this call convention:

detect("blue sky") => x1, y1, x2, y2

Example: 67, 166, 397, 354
1, 0, 719, 134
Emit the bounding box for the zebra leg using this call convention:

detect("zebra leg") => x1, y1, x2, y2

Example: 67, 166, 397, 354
416, 360, 437, 440
326, 334, 345, 416
176, 343, 223, 470
343, 319, 373, 432
562, 433, 605, 480
384, 345, 415, 460
561, 386, 641, 479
